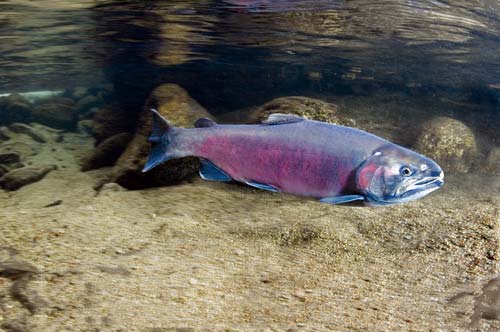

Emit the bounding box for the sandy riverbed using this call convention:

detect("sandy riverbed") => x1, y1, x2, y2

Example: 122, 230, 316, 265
0, 128, 499, 332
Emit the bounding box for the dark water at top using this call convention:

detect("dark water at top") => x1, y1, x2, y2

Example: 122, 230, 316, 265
2, 0, 500, 112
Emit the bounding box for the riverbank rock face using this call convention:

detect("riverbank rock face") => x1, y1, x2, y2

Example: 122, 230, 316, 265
0, 164, 56, 190
110, 84, 213, 189
415, 117, 478, 173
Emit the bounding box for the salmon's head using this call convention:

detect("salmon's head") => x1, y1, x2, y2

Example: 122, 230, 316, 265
356, 145, 444, 206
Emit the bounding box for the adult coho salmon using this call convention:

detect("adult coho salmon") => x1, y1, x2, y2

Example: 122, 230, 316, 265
143, 109, 444, 206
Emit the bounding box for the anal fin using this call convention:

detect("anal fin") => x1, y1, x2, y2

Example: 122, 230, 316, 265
245, 180, 279, 192
199, 159, 232, 182
320, 195, 365, 205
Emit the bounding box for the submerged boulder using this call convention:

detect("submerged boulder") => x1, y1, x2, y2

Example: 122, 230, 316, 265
75, 95, 103, 114
0, 142, 36, 158
0, 152, 20, 164
29, 122, 64, 142
0, 94, 33, 124
0, 126, 11, 141
31, 97, 78, 129
77, 119, 95, 135
9, 123, 47, 143
0, 151, 22, 177
68, 86, 90, 100
0, 164, 56, 191
81, 132, 132, 171
91, 106, 135, 145
0, 164, 9, 177
111, 84, 213, 189
415, 117, 478, 174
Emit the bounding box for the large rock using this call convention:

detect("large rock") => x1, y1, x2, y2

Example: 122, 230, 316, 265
68, 86, 90, 100
77, 119, 94, 135
75, 95, 103, 114
81, 132, 132, 171
415, 117, 478, 174
31, 97, 78, 129
0, 94, 33, 124
0, 164, 9, 178
29, 122, 64, 142
0, 152, 20, 164
111, 84, 213, 189
91, 106, 135, 145
0, 164, 56, 191
0, 151, 22, 178
0, 142, 36, 158
9, 123, 47, 143
0, 126, 11, 141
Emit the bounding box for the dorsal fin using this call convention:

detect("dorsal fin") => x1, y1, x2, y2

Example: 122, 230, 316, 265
194, 117, 216, 128
262, 113, 305, 125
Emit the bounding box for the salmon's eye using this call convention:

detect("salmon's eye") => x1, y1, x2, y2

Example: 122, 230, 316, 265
400, 166, 413, 177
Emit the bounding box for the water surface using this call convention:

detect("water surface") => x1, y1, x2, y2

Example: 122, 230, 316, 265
1, 0, 500, 113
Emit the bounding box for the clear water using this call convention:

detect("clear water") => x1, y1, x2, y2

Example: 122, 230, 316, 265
2, 0, 500, 111
2, 0, 499, 160
1, 1, 500, 331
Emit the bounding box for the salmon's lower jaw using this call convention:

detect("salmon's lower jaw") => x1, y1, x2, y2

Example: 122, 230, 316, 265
367, 178, 444, 206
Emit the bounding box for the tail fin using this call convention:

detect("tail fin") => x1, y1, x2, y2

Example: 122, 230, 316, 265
142, 109, 173, 173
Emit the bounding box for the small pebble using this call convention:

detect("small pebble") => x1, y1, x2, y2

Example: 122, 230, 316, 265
43, 200, 62, 208
233, 249, 244, 256
403, 235, 412, 240
260, 274, 272, 283
292, 290, 307, 302
100, 182, 125, 192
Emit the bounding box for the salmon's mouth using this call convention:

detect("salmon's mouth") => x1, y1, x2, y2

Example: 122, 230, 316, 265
366, 172, 444, 206
398, 173, 444, 201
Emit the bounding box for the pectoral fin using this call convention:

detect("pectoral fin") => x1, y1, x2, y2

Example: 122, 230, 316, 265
199, 159, 232, 181
245, 180, 280, 192
320, 195, 365, 205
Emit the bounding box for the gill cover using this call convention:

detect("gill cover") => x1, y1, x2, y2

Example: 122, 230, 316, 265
356, 151, 387, 204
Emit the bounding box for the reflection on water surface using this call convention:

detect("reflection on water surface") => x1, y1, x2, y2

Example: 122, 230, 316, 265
1, 0, 500, 98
